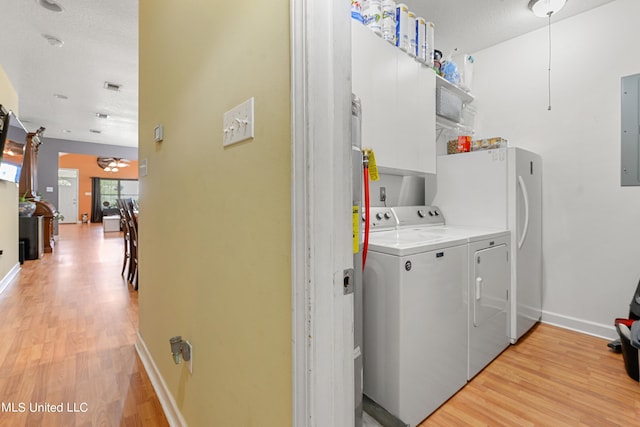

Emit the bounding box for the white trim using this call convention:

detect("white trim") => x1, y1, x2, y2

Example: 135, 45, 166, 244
135, 332, 187, 427
0, 263, 20, 296
291, 0, 353, 426
290, 0, 310, 425
541, 311, 616, 341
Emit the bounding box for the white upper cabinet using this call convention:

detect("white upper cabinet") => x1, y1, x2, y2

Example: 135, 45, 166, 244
352, 22, 436, 174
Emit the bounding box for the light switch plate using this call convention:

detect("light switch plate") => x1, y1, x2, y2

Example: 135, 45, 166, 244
139, 158, 148, 177
223, 97, 254, 147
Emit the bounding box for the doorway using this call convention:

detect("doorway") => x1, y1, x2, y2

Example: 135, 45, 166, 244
58, 168, 79, 223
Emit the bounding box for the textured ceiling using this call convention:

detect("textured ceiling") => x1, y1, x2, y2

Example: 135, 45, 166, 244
403, 0, 617, 58
0, 0, 617, 149
0, 0, 138, 147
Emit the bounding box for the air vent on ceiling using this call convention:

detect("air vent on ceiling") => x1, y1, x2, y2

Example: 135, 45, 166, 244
96, 113, 109, 119
53, 93, 68, 100
42, 34, 64, 47
104, 82, 122, 91
89, 129, 102, 134
37, 0, 64, 13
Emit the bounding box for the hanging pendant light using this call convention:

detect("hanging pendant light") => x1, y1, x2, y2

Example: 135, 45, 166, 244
528, 0, 566, 17
529, 0, 566, 110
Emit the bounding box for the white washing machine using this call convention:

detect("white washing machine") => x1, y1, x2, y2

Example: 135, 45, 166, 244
363, 207, 469, 426
363, 206, 510, 425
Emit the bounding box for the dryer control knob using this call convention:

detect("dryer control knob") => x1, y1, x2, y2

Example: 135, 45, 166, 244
428, 211, 434, 216
376, 212, 384, 220
384, 212, 392, 219
418, 210, 426, 218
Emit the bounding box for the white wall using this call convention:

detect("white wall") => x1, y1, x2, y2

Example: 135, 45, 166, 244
472, 0, 640, 339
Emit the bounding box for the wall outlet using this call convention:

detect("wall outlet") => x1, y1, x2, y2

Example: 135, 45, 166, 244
186, 341, 193, 374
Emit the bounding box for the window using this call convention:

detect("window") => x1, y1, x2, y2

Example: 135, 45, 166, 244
91, 177, 139, 222
99, 178, 139, 209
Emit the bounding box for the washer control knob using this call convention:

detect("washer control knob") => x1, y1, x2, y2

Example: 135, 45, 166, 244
434, 210, 440, 216
384, 212, 392, 220
376, 212, 384, 220
418, 210, 426, 218
428, 211, 434, 216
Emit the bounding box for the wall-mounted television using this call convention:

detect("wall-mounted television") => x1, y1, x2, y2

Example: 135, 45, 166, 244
0, 106, 27, 183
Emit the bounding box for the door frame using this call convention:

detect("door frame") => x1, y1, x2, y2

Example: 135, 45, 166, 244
291, 0, 353, 425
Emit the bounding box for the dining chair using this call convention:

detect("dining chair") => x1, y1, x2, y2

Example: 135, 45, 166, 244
115, 199, 130, 277
125, 198, 138, 290
118, 198, 138, 290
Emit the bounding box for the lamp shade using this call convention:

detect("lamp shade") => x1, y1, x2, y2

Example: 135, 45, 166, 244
529, 0, 566, 17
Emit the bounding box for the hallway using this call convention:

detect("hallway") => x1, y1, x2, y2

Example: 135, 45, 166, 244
0, 223, 167, 426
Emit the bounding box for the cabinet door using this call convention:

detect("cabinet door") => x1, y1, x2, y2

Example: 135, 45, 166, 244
352, 23, 436, 174
352, 22, 396, 159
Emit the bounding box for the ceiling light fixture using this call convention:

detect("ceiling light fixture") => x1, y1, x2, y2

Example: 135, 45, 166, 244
96, 113, 109, 119
53, 93, 68, 100
528, 0, 566, 17
97, 157, 128, 173
89, 129, 102, 134
42, 34, 64, 47
36, 0, 64, 13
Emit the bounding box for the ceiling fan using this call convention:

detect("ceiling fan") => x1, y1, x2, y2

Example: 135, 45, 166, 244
96, 157, 131, 172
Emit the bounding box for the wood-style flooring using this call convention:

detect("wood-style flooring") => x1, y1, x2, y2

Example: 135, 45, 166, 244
0, 223, 168, 427
3, 224, 639, 426
421, 323, 640, 426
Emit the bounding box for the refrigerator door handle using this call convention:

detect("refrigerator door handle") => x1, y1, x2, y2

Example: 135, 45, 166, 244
518, 175, 530, 249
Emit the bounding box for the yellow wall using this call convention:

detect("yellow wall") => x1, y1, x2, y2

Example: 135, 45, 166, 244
0, 66, 19, 282
138, 1, 291, 426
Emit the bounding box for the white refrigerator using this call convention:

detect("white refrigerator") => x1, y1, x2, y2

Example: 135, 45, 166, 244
433, 147, 542, 344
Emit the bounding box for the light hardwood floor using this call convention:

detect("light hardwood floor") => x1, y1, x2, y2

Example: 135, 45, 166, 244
3, 224, 638, 427
421, 323, 640, 426
0, 223, 168, 427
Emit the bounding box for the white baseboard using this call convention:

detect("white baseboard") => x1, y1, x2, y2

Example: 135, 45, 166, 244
0, 263, 20, 296
135, 332, 187, 427
541, 310, 617, 341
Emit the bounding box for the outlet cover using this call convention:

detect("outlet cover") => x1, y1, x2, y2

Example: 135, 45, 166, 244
223, 98, 255, 147
186, 341, 193, 374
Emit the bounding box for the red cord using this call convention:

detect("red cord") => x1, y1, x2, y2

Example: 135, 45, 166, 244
363, 163, 370, 270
